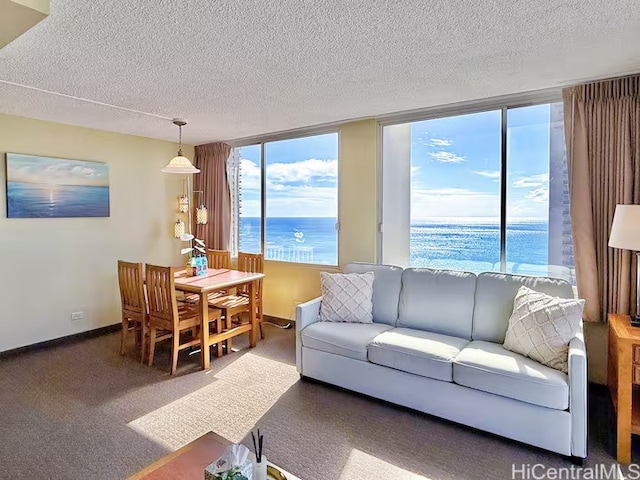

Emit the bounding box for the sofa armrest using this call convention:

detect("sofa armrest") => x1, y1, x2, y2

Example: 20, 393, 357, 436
295, 297, 322, 373
569, 328, 587, 458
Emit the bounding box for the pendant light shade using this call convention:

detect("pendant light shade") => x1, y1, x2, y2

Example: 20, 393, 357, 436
196, 204, 208, 225
162, 119, 200, 174
178, 194, 189, 213
174, 220, 186, 238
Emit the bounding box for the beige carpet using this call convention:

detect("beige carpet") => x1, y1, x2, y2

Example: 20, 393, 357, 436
0, 326, 622, 479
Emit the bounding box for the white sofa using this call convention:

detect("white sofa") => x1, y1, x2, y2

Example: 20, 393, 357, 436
295, 263, 587, 461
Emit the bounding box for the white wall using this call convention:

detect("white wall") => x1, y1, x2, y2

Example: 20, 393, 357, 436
0, 114, 190, 352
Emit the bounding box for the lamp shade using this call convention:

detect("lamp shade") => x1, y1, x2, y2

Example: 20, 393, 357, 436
609, 205, 640, 251
162, 155, 200, 174
196, 204, 208, 225
178, 194, 189, 213
174, 220, 185, 238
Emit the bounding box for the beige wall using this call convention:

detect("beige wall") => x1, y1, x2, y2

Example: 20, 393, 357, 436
261, 119, 379, 319
0, 114, 189, 352
338, 120, 378, 264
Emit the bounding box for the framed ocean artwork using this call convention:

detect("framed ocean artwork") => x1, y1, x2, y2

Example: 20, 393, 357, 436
5, 153, 110, 218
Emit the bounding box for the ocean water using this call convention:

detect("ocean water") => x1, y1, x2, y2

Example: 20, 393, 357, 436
7, 182, 110, 218
239, 217, 571, 279
240, 217, 338, 265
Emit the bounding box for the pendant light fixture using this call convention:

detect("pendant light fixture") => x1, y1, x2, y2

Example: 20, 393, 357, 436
196, 204, 208, 225
178, 194, 189, 213
162, 119, 200, 174
174, 220, 186, 238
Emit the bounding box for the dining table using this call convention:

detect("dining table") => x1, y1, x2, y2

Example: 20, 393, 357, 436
173, 268, 265, 370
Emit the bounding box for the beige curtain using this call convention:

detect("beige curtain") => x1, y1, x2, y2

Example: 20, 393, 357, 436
193, 142, 231, 250
562, 75, 640, 322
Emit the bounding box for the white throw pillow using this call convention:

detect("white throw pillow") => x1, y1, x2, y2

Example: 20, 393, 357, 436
320, 272, 374, 323
503, 286, 585, 373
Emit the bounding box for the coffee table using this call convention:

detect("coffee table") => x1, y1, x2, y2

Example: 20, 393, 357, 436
129, 431, 299, 480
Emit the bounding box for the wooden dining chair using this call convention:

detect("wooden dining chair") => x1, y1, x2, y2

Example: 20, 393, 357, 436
206, 249, 231, 269
145, 264, 222, 375
209, 252, 264, 346
117, 260, 148, 362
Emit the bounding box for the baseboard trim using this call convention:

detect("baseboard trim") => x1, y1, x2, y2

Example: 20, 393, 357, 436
0, 324, 121, 359
264, 315, 294, 327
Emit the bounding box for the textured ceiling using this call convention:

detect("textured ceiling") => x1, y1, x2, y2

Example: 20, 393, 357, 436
0, 0, 639, 145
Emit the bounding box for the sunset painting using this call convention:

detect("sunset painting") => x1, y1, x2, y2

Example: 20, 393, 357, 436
5, 153, 110, 218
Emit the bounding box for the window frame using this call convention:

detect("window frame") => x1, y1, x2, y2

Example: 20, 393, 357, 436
230, 128, 340, 267
379, 92, 570, 276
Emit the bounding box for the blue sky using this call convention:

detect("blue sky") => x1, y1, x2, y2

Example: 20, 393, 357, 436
239, 103, 561, 220
239, 133, 338, 218
7, 153, 109, 187
411, 103, 558, 221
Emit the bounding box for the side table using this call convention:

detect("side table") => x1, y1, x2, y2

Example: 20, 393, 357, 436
608, 313, 640, 464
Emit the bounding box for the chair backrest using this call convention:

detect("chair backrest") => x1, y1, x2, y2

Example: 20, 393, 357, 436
238, 252, 264, 273
207, 249, 231, 269
145, 264, 179, 327
237, 252, 264, 296
117, 261, 146, 316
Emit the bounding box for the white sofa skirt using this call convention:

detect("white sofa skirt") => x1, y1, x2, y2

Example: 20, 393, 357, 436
300, 346, 573, 456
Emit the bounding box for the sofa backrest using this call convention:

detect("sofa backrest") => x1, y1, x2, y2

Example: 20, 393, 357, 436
398, 268, 477, 339
472, 272, 575, 343
343, 262, 403, 325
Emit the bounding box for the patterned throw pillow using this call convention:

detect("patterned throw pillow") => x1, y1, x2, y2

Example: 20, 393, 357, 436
320, 272, 374, 323
503, 286, 585, 373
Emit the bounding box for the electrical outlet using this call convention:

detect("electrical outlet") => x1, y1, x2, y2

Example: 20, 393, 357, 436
71, 311, 84, 322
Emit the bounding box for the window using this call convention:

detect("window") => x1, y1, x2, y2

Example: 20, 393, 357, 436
237, 144, 262, 254
233, 132, 339, 265
409, 110, 501, 272
382, 101, 575, 283
506, 103, 573, 279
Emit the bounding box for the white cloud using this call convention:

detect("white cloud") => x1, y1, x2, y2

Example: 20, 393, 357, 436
268, 158, 336, 183
239, 158, 338, 217
526, 187, 549, 203
239, 158, 261, 189
240, 158, 337, 189
429, 138, 452, 147
428, 151, 466, 163
411, 188, 499, 219
512, 173, 548, 188
472, 170, 501, 179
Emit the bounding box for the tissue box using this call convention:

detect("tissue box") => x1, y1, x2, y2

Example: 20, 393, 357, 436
204, 444, 253, 480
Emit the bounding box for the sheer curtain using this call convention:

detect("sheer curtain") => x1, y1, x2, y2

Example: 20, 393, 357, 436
563, 75, 640, 322
193, 142, 231, 250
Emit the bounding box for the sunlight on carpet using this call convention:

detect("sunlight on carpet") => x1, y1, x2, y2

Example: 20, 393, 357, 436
128, 353, 299, 449
339, 449, 440, 480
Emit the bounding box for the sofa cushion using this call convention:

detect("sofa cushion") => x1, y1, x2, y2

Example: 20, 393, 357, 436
301, 322, 393, 361
503, 286, 584, 373
368, 328, 469, 382
472, 272, 575, 344
398, 268, 476, 339
453, 340, 569, 410
344, 263, 403, 326
320, 271, 374, 323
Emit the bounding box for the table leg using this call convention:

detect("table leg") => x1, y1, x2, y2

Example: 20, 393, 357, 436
200, 292, 210, 370
249, 280, 257, 348
617, 343, 633, 464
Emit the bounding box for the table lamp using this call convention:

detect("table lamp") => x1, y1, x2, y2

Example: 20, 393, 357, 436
609, 204, 640, 326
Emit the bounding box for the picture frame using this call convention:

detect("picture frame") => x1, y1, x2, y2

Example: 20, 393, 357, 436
5, 153, 110, 218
